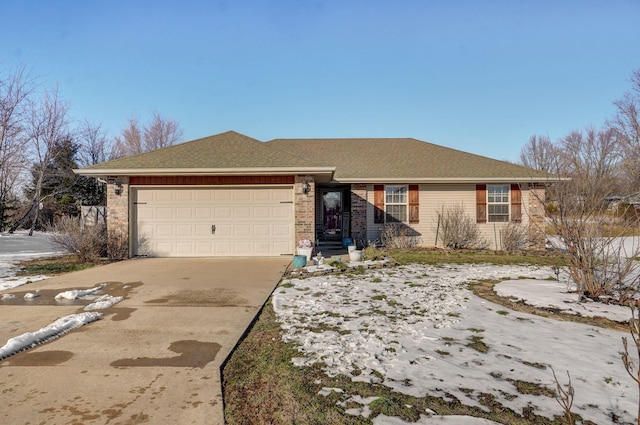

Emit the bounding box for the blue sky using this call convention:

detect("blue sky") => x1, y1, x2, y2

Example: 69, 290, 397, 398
2, 0, 639, 162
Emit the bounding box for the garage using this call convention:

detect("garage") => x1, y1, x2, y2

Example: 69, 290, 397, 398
132, 186, 294, 257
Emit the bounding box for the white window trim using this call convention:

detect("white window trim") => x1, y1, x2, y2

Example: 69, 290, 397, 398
487, 184, 510, 223
385, 185, 408, 223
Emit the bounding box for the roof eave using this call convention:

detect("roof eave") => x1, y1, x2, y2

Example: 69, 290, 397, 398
334, 176, 567, 184
74, 167, 336, 178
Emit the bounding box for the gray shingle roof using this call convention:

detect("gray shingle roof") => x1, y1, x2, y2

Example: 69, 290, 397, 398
78, 131, 552, 182
267, 137, 551, 181
81, 131, 323, 171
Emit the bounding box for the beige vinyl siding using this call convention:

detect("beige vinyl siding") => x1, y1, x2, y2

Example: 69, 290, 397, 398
365, 184, 531, 250
366, 185, 381, 243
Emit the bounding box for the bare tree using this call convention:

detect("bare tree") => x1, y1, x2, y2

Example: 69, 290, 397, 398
111, 113, 183, 159
542, 126, 640, 301
0, 66, 33, 230
143, 111, 183, 152
76, 119, 112, 167
112, 116, 142, 158
519, 134, 560, 173
10, 85, 71, 235
622, 306, 640, 425
557, 127, 623, 209
609, 68, 640, 192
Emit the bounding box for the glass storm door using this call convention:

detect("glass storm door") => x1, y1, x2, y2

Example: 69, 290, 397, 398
322, 191, 342, 239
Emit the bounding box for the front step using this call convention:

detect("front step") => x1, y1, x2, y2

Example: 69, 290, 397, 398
316, 240, 344, 250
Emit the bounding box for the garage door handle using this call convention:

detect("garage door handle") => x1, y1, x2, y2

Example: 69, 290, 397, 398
211, 224, 216, 234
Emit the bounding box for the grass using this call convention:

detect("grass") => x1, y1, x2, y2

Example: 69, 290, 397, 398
387, 248, 567, 267
16, 249, 596, 424
15, 255, 106, 276
222, 302, 572, 425
222, 249, 603, 424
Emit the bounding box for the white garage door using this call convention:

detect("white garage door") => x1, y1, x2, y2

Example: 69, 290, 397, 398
133, 186, 294, 257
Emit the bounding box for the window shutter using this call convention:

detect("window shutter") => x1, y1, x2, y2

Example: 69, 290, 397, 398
476, 184, 487, 223
409, 184, 419, 223
374, 185, 385, 223
511, 183, 522, 223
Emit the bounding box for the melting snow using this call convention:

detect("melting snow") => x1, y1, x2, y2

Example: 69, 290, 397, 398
273, 263, 637, 424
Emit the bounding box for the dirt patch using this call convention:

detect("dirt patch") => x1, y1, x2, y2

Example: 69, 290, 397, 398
471, 280, 628, 332
110, 340, 221, 368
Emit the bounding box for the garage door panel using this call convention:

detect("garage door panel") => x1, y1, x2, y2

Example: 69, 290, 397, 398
137, 207, 154, 219
157, 208, 174, 219
233, 206, 251, 218
214, 241, 233, 256
214, 223, 232, 236
195, 243, 213, 254
134, 187, 293, 257
176, 224, 193, 236
234, 224, 251, 236
156, 191, 174, 202
176, 190, 193, 202
214, 206, 232, 219
176, 208, 192, 219
176, 242, 194, 255
272, 223, 291, 236
233, 190, 251, 201
252, 224, 270, 236
156, 224, 174, 237
195, 224, 212, 237
214, 190, 232, 201
195, 207, 212, 219
272, 188, 292, 201
272, 206, 291, 218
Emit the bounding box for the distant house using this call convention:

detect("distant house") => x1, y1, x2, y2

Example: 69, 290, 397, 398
75, 131, 553, 257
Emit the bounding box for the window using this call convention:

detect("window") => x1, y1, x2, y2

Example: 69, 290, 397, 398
487, 185, 509, 222
385, 185, 407, 222
374, 185, 419, 224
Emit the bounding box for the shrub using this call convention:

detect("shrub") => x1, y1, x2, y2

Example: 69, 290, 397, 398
500, 222, 530, 253
363, 242, 385, 261
436, 203, 487, 250
47, 216, 106, 263
380, 223, 421, 249
107, 229, 129, 260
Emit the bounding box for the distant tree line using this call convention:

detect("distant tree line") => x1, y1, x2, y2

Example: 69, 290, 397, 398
520, 68, 640, 201
0, 65, 183, 233
520, 68, 640, 303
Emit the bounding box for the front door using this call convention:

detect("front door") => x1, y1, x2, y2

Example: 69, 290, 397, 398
322, 190, 342, 240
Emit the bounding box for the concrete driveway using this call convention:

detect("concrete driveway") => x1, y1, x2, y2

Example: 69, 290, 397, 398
0, 257, 290, 424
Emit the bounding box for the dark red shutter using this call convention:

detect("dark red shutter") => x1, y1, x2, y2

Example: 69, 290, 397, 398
476, 184, 487, 223
511, 183, 522, 223
409, 185, 419, 223
374, 185, 385, 223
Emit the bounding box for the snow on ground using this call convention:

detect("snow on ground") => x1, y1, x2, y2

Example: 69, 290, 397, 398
0, 231, 63, 290
0, 312, 102, 360
495, 279, 631, 323
273, 263, 636, 424
0, 232, 124, 358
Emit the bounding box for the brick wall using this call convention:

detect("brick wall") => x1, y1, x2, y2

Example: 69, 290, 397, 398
527, 184, 546, 251
294, 175, 315, 247
350, 184, 367, 246
106, 176, 130, 256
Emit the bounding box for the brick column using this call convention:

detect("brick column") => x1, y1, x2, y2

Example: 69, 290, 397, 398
106, 176, 130, 257
528, 184, 546, 251
350, 184, 367, 246
294, 175, 315, 247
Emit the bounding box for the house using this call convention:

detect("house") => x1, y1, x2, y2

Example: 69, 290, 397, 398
75, 131, 552, 257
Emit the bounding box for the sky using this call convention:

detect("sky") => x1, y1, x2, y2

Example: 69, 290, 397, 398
1, 0, 639, 162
